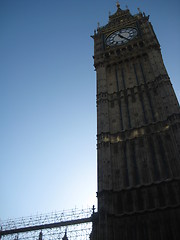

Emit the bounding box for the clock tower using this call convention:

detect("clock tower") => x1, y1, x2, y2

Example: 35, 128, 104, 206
91, 3, 180, 240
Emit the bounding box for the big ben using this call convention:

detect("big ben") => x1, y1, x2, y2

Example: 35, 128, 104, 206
91, 3, 180, 240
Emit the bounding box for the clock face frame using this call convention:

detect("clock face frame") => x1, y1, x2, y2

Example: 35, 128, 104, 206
105, 27, 138, 46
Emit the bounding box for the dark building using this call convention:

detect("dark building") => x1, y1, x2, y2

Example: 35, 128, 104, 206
91, 3, 180, 240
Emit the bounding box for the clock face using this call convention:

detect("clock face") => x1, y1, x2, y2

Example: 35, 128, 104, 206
105, 28, 138, 46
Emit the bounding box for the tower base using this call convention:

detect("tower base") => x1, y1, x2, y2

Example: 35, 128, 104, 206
91, 207, 180, 240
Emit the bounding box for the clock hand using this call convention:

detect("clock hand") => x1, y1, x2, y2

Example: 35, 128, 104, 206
118, 34, 129, 41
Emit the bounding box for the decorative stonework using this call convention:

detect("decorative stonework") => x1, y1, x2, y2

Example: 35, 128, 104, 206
92, 4, 180, 240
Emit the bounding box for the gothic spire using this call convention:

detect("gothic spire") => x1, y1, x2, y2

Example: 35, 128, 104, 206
116, 1, 120, 10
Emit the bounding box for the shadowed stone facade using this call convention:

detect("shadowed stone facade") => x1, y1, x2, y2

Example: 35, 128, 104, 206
91, 4, 180, 240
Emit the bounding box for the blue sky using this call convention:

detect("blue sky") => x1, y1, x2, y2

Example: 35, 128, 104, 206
0, 0, 180, 220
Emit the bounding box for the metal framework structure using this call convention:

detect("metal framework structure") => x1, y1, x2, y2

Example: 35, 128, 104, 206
0, 207, 96, 240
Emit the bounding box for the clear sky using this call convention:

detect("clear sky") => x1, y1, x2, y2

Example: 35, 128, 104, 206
0, 0, 180, 221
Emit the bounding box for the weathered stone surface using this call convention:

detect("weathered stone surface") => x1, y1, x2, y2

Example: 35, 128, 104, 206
92, 5, 180, 240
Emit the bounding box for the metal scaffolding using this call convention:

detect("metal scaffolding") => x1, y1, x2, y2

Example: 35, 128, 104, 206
0, 206, 95, 240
